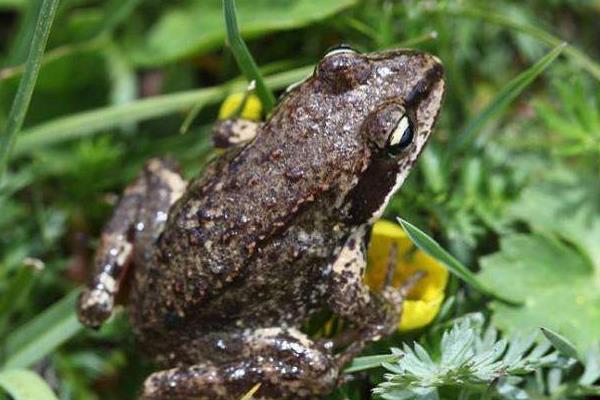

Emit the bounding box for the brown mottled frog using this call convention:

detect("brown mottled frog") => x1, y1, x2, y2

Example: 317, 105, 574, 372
77, 47, 445, 399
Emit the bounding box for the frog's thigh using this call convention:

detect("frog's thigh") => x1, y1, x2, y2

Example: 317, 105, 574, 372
212, 118, 262, 148
77, 158, 186, 329
140, 328, 338, 400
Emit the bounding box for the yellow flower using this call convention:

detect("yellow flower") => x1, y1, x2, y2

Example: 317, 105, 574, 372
218, 92, 263, 121
365, 220, 448, 331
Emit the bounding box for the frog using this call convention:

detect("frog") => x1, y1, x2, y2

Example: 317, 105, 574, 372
77, 46, 445, 400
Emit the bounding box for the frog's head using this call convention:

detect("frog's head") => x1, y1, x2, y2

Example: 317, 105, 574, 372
310, 46, 445, 224
270, 46, 444, 225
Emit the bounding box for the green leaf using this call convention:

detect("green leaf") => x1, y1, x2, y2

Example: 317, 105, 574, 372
0, 369, 58, 400
3, 291, 82, 369
344, 353, 401, 373
128, 0, 357, 66
480, 173, 600, 355
509, 173, 600, 268
12, 65, 313, 156
223, 0, 275, 112
479, 232, 600, 355
397, 218, 517, 305
0, 0, 59, 181
450, 43, 565, 154
541, 327, 580, 361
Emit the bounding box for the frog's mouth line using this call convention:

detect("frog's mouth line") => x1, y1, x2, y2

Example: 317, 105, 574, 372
405, 62, 445, 109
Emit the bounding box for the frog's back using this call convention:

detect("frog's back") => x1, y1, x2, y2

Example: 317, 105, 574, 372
129, 88, 368, 336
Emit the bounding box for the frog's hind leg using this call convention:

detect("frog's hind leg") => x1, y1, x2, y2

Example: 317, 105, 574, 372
140, 328, 338, 400
77, 158, 186, 329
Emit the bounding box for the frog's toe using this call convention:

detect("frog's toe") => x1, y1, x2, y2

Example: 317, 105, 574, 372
77, 288, 113, 329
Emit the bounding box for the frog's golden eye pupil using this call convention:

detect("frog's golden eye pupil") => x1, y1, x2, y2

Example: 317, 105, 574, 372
388, 116, 414, 155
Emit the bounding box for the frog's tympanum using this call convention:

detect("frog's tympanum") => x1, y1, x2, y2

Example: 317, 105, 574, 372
77, 47, 445, 399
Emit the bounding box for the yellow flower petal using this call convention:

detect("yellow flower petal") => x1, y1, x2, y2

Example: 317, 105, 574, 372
366, 220, 448, 331
218, 93, 263, 121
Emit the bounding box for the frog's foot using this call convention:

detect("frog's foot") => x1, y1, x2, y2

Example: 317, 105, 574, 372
212, 118, 262, 148
77, 158, 186, 329
140, 327, 338, 400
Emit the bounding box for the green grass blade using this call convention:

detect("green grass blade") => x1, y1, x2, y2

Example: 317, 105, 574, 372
541, 327, 580, 361
397, 218, 519, 305
428, 4, 600, 82
239, 383, 261, 400
0, 0, 60, 181
450, 43, 565, 154
344, 354, 401, 373
3, 290, 82, 369
12, 66, 312, 156
223, 0, 276, 113
0, 369, 58, 400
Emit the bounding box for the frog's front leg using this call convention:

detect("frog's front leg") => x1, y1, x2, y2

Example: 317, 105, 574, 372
327, 226, 403, 367
212, 118, 262, 148
77, 159, 186, 328
140, 328, 338, 400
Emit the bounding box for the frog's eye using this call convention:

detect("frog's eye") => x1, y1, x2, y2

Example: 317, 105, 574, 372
387, 115, 414, 155
316, 46, 370, 92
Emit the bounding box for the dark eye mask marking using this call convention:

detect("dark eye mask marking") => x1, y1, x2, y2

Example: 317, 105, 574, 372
405, 62, 445, 108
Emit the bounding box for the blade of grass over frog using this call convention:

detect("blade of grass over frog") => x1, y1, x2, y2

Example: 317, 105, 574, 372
3, 290, 82, 369
0, 369, 58, 400
425, 4, 600, 82
344, 354, 401, 373
397, 218, 519, 305
223, 0, 276, 113
449, 43, 565, 155
541, 327, 581, 361
0, 0, 59, 181
13, 65, 313, 156
239, 383, 261, 400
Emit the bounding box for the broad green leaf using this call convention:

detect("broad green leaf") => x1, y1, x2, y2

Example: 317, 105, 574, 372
3, 291, 82, 369
509, 174, 600, 268
397, 218, 517, 305
541, 327, 580, 361
128, 0, 357, 66
344, 354, 401, 373
479, 233, 600, 354
480, 174, 600, 354
0, 369, 58, 400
